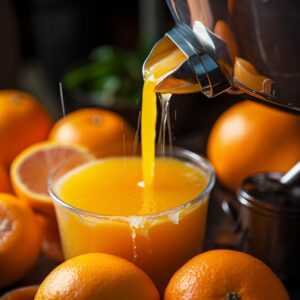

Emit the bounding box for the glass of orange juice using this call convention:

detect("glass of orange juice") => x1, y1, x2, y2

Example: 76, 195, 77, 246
49, 146, 215, 292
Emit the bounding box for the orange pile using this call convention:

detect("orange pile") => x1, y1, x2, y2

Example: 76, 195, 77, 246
0, 88, 292, 299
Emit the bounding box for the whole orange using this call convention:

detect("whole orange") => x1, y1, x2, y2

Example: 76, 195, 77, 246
49, 108, 135, 151
207, 100, 300, 191
164, 249, 289, 300
36, 214, 64, 263
0, 193, 41, 288
35, 252, 160, 300
0, 165, 12, 193
0, 285, 38, 300
0, 90, 53, 168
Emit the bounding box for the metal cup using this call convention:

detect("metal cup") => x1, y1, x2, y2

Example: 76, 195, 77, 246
235, 172, 300, 284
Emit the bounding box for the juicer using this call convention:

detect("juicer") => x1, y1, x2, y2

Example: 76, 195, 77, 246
143, 0, 300, 113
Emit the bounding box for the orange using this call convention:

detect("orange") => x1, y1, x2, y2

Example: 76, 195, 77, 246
0, 285, 38, 300
10, 142, 89, 218
35, 252, 160, 300
48, 108, 135, 152
207, 100, 300, 191
0, 165, 12, 193
0, 194, 41, 288
164, 249, 289, 300
36, 214, 64, 263
0, 90, 53, 168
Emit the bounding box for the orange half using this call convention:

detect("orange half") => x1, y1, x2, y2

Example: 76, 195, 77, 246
10, 142, 89, 218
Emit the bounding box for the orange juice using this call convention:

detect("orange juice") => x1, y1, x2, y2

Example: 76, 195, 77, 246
57, 159, 207, 216
51, 151, 213, 291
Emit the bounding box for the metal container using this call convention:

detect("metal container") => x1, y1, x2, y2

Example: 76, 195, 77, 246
143, 0, 300, 113
236, 172, 300, 283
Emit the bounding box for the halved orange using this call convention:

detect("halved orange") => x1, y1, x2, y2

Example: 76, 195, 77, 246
10, 142, 89, 218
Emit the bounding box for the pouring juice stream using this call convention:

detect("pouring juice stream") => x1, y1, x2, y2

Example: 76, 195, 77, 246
141, 47, 187, 186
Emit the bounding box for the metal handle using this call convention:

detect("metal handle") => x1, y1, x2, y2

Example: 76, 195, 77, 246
280, 161, 300, 185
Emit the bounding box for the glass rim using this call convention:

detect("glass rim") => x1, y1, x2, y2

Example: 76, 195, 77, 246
48, 146, 215, 221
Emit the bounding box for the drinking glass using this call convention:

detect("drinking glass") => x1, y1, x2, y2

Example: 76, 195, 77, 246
48, 146, 215, 292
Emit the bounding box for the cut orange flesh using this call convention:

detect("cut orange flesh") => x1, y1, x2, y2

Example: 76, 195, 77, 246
10, 142, 89, 218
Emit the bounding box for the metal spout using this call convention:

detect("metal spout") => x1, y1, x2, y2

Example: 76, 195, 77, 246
143, 22, 231, 97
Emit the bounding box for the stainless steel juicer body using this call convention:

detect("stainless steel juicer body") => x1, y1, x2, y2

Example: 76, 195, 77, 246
143, 0, 300, 113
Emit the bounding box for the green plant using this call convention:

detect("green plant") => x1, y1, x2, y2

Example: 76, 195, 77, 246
63, 44, 150, 108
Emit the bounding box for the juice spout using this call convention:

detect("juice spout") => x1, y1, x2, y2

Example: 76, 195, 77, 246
143, 22, 231, 97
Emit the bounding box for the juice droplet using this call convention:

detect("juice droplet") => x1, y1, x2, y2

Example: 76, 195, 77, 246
128, 216, 154, 260
158, 94, 172, 155
128, 216, 145, 262
168, 210, 181, 225
130, 227, 138, 262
